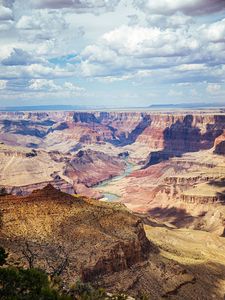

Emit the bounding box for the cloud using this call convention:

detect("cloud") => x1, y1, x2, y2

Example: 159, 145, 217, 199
29, 78, 59, 91
1, 48, 41, 66
0, 5, 13, 20
80, 25, 201, 77
0, 62, 74, 80
80, 15, 225, 84
31, 0, 121, 14
0, 80, 6, 89
206, 83, 222, 94
146, 12, 193, 28
175, 64, 207, 71
16, 15, 41, 30
200, 18, 225, 42
133, 0, 225, 16
29, 79, 84, 93
101, 26, 199, 57
16, 11, 68, 32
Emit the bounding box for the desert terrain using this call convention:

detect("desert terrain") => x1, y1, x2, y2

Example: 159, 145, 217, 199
0, 110, 225, 298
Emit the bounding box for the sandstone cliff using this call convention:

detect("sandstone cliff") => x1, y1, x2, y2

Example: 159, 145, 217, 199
0, 185, 197, 299
0, 185, 152, 282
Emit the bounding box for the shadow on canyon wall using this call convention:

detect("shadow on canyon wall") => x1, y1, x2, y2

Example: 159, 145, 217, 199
145, 115, 224, 167
108, 114, 151, 146
147, 206, 195, 227
208, 179, 225, 203
121, 115, 151, 146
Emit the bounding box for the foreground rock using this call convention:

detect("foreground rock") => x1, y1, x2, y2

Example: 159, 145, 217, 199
0, 185, 151, 282
0, 185, 195, 299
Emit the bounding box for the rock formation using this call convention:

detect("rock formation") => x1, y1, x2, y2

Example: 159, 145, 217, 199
64, 149, 125, 187
0, 186, 150, 282
0, 111, 225, 234
0, 185, 199, 299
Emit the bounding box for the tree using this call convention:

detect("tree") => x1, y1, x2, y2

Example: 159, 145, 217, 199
0, 247, 8, 266
0, 267, 71, 300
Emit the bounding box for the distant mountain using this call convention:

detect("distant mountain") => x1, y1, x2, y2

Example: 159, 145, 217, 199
149, 102, 225, 109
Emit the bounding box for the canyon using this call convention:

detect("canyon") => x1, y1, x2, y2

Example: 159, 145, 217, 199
0, 110, 224, 235
0, 110, 225, 298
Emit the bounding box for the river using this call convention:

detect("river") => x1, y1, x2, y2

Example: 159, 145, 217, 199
94, 161, 135, 202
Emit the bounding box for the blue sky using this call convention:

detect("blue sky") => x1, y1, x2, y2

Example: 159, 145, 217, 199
0, 0, 225, 107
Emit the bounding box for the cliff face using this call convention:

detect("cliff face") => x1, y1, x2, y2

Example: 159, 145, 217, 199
214, 132, 225, 155
0, 185, 152, 284
64, 149, 125, 187
0, 112, 224, 154
144, 114, 225, 166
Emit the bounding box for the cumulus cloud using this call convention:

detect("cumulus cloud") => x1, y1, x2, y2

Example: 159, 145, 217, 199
0, 0, 224, 105
31, 0, 120, 14
29, 79, 84, 93
80, 25, 201, 77
101, 26, 199, 57
0, 62, 74, 80
146, 12, 193, 28
200, 18, 225, 42
29, 79, 59, 91
16, 11, 68, 32
1, 48, 41, 66
0, 5, 13, 20
133, 0, 225, 16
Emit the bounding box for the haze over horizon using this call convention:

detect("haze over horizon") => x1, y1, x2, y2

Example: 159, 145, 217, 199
0, 0, 225, 107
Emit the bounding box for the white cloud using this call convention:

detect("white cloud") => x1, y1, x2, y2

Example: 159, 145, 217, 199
200, 18, 225, 43
0, 80, 7, 89
176, 64, 207, 71
29, 79, 59, 91
1, 48, 42, 66
206, 83, 222, 94
97, 25, 199, 58
29, 78, 84, 93
0, 5, 13, 20
80, 25, 201, 77
64, 81, 84, 92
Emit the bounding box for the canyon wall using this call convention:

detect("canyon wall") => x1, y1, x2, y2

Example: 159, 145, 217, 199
1, 111, 224, 152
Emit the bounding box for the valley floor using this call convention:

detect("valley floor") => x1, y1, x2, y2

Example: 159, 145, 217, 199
145, 224, 225, 299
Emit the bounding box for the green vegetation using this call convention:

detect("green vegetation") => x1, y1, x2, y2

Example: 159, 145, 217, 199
0, 247, 8, 266
0, 267, 70, 300
0, 247, 134, 300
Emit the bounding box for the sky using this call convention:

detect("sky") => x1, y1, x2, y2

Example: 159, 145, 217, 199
0, 0, 225, 107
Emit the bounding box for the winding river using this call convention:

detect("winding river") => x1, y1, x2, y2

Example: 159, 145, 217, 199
94, 161, 135, 202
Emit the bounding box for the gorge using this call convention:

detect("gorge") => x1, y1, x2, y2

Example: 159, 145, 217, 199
0, 109, 225, 299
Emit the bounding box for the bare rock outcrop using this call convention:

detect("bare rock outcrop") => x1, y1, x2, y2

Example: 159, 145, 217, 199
64, 149, 125, 187
0, 185, 152, 284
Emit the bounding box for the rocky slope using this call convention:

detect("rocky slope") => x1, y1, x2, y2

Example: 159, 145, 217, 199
0, 143, 125, 197
2, 185, 217, 299
100, 149, 225, 235
64, 149, 125, 187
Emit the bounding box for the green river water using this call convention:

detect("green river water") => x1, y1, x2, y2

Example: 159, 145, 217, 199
94, 161, 135, 202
